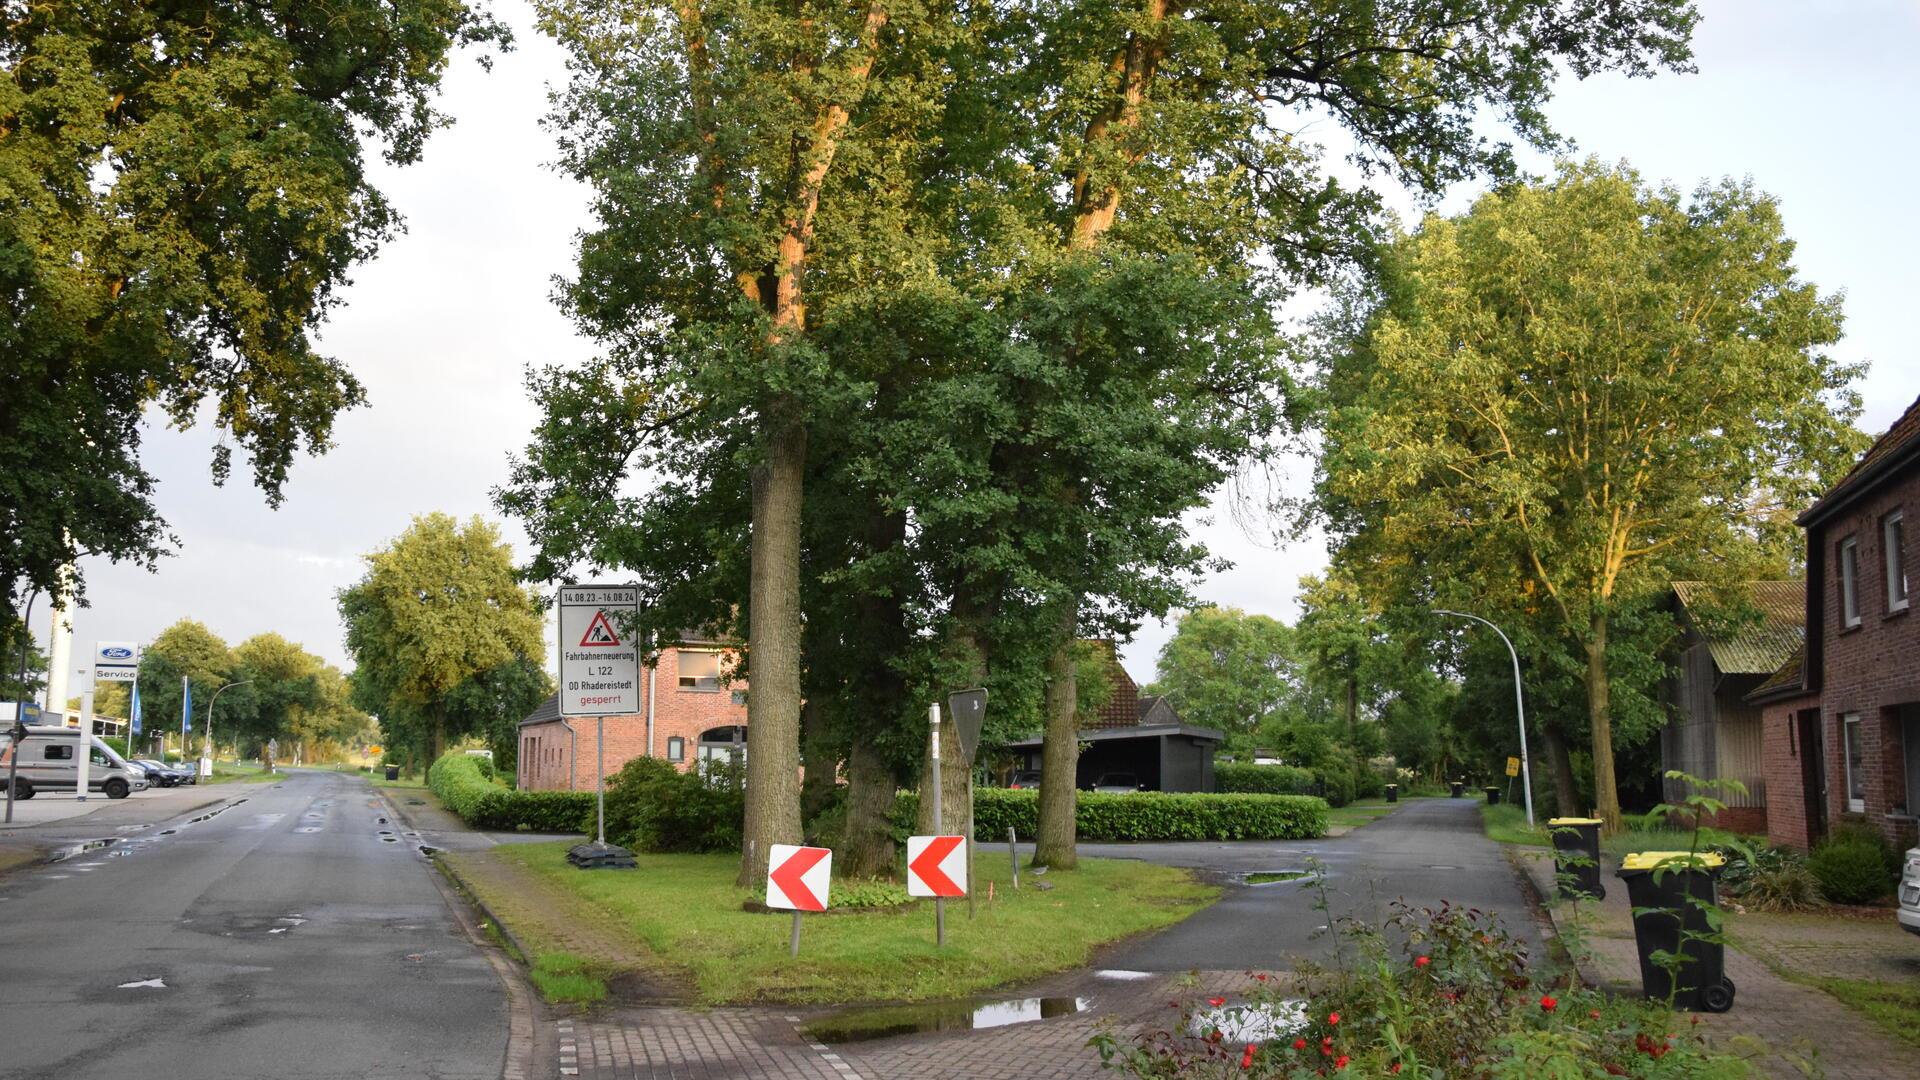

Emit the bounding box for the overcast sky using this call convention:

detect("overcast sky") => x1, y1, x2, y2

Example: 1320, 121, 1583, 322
46, 0, 1920, 700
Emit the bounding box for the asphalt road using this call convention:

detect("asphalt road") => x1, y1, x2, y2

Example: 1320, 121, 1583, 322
1095, 796, 1543, 972
0, 770, 506, 1080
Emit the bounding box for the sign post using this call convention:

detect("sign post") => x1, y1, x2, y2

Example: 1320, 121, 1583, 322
926, 704, 946, 946
557, 584, 642, 869
766, 843, 831, 956
908, 833, 968, 948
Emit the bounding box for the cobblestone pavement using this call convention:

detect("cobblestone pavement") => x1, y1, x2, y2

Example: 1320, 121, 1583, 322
1517, 849, 1920, 1080
559, 971, 1264, 1080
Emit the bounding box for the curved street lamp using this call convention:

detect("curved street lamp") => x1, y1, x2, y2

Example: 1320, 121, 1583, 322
202, 680, 254, 778
1434, 610, 1535, 828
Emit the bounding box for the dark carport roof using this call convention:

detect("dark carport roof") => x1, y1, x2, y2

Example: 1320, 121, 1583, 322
1004, 722, 1224, 749
518, 693, 562, 727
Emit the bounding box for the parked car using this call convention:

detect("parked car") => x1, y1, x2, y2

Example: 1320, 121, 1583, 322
1089, 771, 1146, 794
1008, 771, 1043, 790
134, 759, 191, 787
1900, 846, 1919, 937
0, 726, 146, 799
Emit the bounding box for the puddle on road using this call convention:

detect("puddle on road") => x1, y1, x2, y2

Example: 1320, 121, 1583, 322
117, 978, 166, 990
1243, 870, 1313, 885
48, 838, 120, 863
380, 837, 399, 844
803, 996, 1091, 1044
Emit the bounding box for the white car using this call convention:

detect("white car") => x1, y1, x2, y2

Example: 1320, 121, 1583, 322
1899, 846, 1920, 937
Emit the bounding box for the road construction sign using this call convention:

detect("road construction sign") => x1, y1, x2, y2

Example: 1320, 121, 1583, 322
557, 585, 641, 717
906, 835, 967, 898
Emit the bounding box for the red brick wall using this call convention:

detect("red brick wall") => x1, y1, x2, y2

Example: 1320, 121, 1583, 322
517, 646, 750, 791
1808, 468, 1919, 848
1761, 696, 1820, 850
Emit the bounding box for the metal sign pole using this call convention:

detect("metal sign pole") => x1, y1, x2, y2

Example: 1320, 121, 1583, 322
928, 702, 944, 948
596, 716, 606, 844
789, 911, 802, 957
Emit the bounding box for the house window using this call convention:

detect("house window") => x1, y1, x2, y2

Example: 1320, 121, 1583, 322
1886, 510, 1908, 612
667, 736, 685, 762
678, 651, 721, 691
731, 690, 747, 707
1842, 713, 1865, 813
1839, 537, 1861, 628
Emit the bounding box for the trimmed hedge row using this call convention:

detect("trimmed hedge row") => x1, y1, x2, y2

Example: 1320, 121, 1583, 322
896, 787, 1327, 842
1216, 762, 1317, 796
428, 751, 594, 833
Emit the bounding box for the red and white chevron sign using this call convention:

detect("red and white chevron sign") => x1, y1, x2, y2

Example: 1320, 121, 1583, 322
906, 835, 968, 898
766, 844, 832, 912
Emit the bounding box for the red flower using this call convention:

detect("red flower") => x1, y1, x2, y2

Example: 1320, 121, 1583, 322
1254, 973, 1270, 982
1605, 1065, 1628, 1076
1328, 1012, 1341, 1026
1335, 1055, 1350, 1069
1209, 997, 1227, 1008
1589, 1010, 1602, 1021
1390, 1065, 1402, 1074
1539, 995, 1558, 1012
1413, 955, 1430, 968
1293, 1039, 1308, 1051
1241, 1044, 1257, 1069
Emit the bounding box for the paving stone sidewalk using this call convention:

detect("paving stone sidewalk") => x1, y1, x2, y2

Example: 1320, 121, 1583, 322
1516, 849, 1920, 1080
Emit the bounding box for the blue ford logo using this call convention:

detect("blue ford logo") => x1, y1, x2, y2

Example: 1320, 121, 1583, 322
102, 647, 134, 660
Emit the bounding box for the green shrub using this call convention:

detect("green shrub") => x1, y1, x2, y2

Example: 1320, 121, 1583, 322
1808, 825, 1899, 905
1315, 763, 1356, 808
428, 751, 594, 833
602, 756, 744, 853
898, 787, 1327, 842
1216, 762, 1316, 795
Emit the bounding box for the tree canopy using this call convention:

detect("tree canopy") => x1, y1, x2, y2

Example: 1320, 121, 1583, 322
1313, 160, 1866, 828
0, 0, 506, 629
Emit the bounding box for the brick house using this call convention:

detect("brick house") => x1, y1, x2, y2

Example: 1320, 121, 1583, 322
1752, 395, 1920, 851
517, 638, 748, 791
1658, 580, 1804, 834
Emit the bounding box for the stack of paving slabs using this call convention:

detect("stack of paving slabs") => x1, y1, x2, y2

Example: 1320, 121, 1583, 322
567, 841, 637, 870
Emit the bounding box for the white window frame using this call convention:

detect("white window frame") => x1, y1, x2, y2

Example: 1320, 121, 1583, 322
666, 735, 685, 762
1886, 510, 1908, 612
1843, 712, 1865, 813
1840, 536, 1861, 628
677, 650, 722, 692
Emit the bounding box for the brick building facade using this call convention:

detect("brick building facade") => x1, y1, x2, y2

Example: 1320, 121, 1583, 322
517, 642, 748, 792
1753, 395, 1920, 851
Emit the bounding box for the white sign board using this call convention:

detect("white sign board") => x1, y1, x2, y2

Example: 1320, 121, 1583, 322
94, 641, 140, 682
556, 585, 641, 717
906, 835, 968, 898
765, 844, 832, 912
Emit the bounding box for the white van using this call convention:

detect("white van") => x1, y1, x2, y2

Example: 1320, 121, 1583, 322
0, 725, 147, 800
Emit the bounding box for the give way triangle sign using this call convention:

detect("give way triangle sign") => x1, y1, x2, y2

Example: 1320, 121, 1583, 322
766, 844, 832, 912
906, 835, 967, 898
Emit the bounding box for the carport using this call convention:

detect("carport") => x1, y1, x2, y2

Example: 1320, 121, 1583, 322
1007, 722, 1224, 792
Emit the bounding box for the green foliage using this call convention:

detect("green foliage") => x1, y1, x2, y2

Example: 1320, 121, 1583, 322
529, 953, 608, 1005
602, 757, 744, 854
0, 618, 47, 704
340, 514, 548, 762
1148, 607, 1297, 739
0, 1, 507, 629
1216, 763, 1316, 796
1719, 846, 1822, 914
895, 788, 1326, 843
819, 878, 911, 910
1095, 899, 1750, 1078
1808, 826, 1900, 905
428, 752, 593, 834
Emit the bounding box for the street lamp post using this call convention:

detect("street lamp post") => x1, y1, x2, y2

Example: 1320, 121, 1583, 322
203, 680, 253, 779
5, 590, 41, 823
1435, 610, 1535, 828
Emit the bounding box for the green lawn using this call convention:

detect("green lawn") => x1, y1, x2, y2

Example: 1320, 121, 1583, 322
201, 761, 282, 785
1480, 803, 1756, 856
488, 842, 1218, 1005
1326, 796, 1410, 831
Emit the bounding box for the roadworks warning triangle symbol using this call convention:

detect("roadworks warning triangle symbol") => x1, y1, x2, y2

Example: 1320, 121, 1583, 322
579, 610, 622, 647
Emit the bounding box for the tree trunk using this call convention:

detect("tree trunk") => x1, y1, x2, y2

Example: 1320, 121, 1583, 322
1033, 604, 1080, 869
840, 740, 899, 879
738, 414, 808, 886
799, 698, 835, 829
1584, 611, 1624, 832
430, 708, 446, 768
1538, 720, 1580, 818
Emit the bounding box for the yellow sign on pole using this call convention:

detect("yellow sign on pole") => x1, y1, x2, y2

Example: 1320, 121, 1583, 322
1505, 756, 1521, 778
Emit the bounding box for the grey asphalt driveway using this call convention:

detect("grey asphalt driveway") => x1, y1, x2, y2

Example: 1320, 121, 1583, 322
1086, 796, 1542, 971
0, 769, 507, 1080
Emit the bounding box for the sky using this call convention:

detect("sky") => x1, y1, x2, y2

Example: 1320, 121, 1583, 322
44, 0, 1920, 702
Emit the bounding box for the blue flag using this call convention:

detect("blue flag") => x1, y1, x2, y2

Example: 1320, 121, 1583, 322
182, 676, 192, 733
130, 679, 142, 736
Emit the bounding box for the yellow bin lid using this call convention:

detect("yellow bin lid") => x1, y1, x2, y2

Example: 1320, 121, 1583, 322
1547, 818, 1604, 826
1620, 851, 1725, 871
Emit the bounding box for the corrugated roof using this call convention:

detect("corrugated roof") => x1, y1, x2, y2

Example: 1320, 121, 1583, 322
1747, 644, 1807, 702
1802, 395, 1920, 524
1672, 580, 1805, 675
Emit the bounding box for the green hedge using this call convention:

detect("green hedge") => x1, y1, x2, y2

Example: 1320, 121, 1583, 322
603, 757, 744, 853
1216, 763, 1316, 795
428, 751, 594, 833
897, 787, 1327, 842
